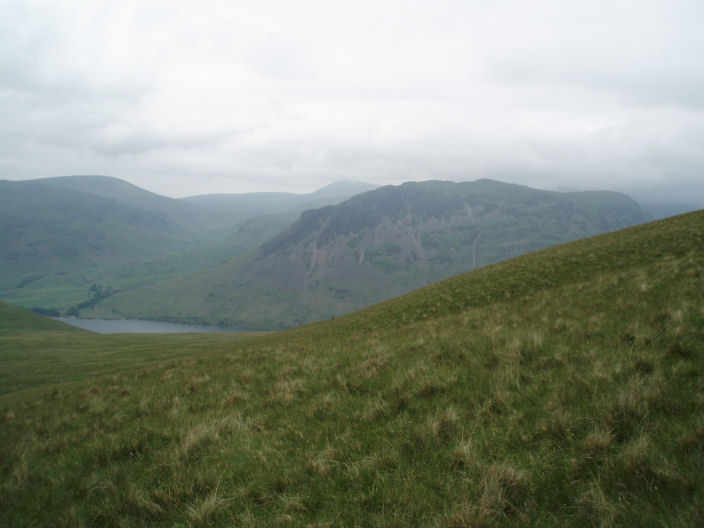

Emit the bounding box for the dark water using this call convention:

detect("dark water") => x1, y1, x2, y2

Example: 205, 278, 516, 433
55, 317, 246, 334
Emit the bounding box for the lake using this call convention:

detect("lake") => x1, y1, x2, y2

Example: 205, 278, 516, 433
54, 317, 247, 334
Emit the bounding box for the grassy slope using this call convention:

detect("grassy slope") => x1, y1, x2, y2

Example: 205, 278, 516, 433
0, 211, 703, 526
0, 300, 79, 334
0, 300, 265, 397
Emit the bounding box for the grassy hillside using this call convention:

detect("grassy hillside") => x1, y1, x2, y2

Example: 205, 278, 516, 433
0, 299, 79, 334
0, 179, 195, 275
0, 299, 265, 396
1, 210, 702, 526
97, 179, 651, 329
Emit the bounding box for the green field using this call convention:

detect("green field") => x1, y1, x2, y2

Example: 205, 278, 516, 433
1, 210, 703, 526
0, 312, 264, 398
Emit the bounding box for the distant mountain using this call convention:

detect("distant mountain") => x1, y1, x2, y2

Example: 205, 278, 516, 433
34, 175, 185, 212
0, 176, 378, 312
307, 180, 381, 200
181, 180, 379, 224
0, 178, 197, 278
91, 179, 650, 329
34, 175, 286, 236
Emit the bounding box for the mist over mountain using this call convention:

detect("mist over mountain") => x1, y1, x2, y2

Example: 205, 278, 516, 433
181, 181, 379, 225
636, 201, 702, 220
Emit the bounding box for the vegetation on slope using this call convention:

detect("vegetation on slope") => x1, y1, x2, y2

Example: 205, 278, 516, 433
1, 211, 702, 526
0, 300, 265, 396
0, 299, 79, 334
0, 176, 375, 317
98, 179, 650, 329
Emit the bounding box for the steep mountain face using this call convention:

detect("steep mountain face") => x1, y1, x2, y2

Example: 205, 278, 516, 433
218, 179, 651, 327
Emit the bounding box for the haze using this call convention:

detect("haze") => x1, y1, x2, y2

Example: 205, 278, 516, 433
1, 0, 702, 205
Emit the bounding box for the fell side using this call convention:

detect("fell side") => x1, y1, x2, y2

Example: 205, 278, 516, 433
1, 210, 702, 527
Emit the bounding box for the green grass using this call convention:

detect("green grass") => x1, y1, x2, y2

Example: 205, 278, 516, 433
0, 211, 703, 526
0, 333, 264, 398
0, 299, 79, 333
0, 300, 266, 397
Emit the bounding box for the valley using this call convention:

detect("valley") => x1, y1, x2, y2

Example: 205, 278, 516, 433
2, 176, 651, 330
0, 176, 377, 324
2, 176, 701, 526
1, 210, 702, 526
4, 4, 703, 526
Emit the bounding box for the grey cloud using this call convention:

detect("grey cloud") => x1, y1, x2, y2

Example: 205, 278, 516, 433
0, 0, 702, 202
485, 1, 704, 109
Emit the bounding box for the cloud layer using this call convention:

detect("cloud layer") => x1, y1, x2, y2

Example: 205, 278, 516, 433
1, 0, 702, 202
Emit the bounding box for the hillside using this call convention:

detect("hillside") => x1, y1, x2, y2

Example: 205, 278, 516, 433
0, 299, 79, 334
0, 176, 372, 315
94, 179, 650, 329
35, 175, 199, 216
0, 210, 702, 526
0, 179, 197, 275
0, 177, 226, 313
0, 175, 271, 283
0, 299, 262, 395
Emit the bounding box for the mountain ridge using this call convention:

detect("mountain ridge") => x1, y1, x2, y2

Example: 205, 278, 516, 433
0, 176, 377, 313
90, 179, 651, 329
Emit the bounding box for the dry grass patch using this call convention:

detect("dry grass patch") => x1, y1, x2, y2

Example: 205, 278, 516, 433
308, 446, 338, 477
444, 462, 530, 527
273, 377, 305, 405
582, 427, 614, 457
607, 372, 665, 440
186, 492, 229, 527
419, 406, 462, 446
451, 439, 478, 472
620, 434, 686, 491
575, 481, 618, 526
178, 415, 245, 458
122, 483, 164, 517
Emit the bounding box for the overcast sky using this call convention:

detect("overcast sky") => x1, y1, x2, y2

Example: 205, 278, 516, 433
1, 0, 702, 203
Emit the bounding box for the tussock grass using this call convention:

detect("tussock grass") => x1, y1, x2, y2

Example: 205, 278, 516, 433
1, 211, 703, 526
